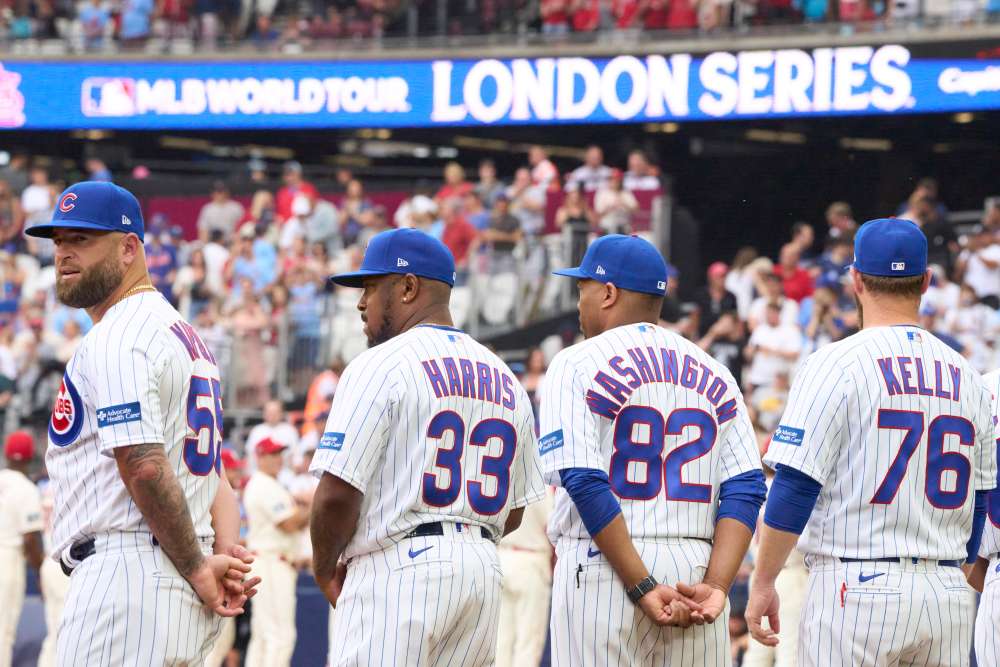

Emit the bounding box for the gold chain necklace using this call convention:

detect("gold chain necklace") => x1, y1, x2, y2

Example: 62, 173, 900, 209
109, 283, 157, 310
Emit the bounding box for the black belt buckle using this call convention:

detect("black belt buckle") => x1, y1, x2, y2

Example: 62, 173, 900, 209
61, 538, 96, 576
405, 522, 493, 541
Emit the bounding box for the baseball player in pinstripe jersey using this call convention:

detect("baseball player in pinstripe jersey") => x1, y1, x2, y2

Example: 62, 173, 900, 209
971, 369, 1000, 666
26, 181, 260, 666
309, 228, 546, 666
543, 235, 767, 666
747, 218, 997, 666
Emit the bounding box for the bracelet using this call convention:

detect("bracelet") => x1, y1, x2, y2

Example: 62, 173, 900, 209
626, 575, 658, 604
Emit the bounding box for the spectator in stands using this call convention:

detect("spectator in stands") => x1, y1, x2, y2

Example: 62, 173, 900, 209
340, 178, 372, 248
301, 194, 340, 256
825, 201, 857, 240
441, 199, 478, 279
120, 0, 155, 46
612, 0, 642, 27
84, 157, 112, 182
280, 194, 309, 250
79, 0, 111, 50
202, 228, 230, 294
540, 0, 570, 33
907, 194, 958, 276
227, 225, 271, 296
623, 150, 660, 191
898, 177, 948, 221
286, 263, 325, 389
724, 247, 760, 319
463, 191, 491, 231
801, 285, 848, 353
436, 161, 474, 206
790, 222, 815, 260
555, 184, 596, 267
698, 310, 744, 381
20, 167, 51, 226
146, 225, 179, 304
570, 0, 601, 30
248, 188, 277, 229
594, 169, 638, 235
690, 261, 738, 338
246, 399, 300, 469
276, 160, 317, 222
814, 237, 853, 290
53, 319, 83, 364
0, 180, 24, 254
507, 167, 546, 236
310, 6, 345, 40
566, 145, 612, 193
155, 0, 192, 42
773, 243, 813, 303
251, 12, 281, 47
477, 194, 522, 273
750, 370, 789, 434
744, 301, 802, 392
748, 272, 798, 330
358, 204, 390, 246
643, 0, 670, 28
474, 159, 505, 209
0, 154, 29, 195
228, 278, 271, 406
198, 180, 245, 242
957, 225, 1000, 309
664, 0, 697, 28
942, 283, 999, 372
528, 145, 559, 191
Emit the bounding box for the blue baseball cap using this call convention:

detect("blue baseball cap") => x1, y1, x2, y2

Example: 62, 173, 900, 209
852, 218, 927, 278
26, 181, 144, 241
329, 228, 456, 288
553, 234, 668, 296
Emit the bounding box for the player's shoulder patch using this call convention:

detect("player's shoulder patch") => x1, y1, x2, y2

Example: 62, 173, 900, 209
49, 373, 84, 447
318, 432, 345, 451
96, 401, 142, 428
539, 429, 564, 456
772, 425, 805, 446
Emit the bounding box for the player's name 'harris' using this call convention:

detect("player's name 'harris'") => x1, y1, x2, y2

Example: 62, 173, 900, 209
421, 357, 518, 408
585, 346, 738, 424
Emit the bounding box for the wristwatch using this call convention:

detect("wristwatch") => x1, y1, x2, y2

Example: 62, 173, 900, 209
626, 575, 658, 604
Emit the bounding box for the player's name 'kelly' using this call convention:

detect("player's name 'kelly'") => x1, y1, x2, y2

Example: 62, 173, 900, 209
421, 356, 517, 408
876, 355, 962, 401
586, 347, 738, 424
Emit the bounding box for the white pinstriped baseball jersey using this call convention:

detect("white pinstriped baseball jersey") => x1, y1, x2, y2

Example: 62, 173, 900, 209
46, 292, 223, 562
310, 324, 546, 559
538, 322, 762, 544
980, 369, 1000, 560
764, 325, 998, 561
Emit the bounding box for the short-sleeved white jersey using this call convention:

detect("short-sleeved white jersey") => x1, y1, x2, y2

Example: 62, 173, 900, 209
46, 292, 223, 561
310, 324, 546, 559
979, 369, 1000, 559
764, 325, 998, 561
539, 322, 761, 544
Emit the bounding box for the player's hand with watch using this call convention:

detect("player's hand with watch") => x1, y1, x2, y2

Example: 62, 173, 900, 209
627, 575, 702, 627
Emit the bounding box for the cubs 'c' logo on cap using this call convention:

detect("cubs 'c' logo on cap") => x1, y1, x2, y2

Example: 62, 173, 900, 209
58, 192, 77, 213
50, 373, 83, 447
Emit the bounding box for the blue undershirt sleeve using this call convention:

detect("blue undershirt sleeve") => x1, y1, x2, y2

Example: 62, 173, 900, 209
559, 468, 622, 537
967, 490, 988, 565
717, 469, 767, 534
762, 464, 823, 535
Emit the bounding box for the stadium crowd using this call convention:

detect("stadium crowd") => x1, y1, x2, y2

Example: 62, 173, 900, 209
4, 0, 998, 49
1, 141, 999, 665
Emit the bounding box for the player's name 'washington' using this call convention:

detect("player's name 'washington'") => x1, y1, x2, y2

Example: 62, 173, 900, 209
876, 355, 962, 402
585, 346, 738, 424
421, 356, 517, 408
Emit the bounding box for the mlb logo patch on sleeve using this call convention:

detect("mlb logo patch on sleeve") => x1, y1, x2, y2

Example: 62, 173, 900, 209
773, 425, 805, 446
319, 432, 345, 451
539, 429, 564, 455
96, 402, 142, 428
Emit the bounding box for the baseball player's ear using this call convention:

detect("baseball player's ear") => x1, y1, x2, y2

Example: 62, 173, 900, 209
920, 269, 932, 295
603, 282, 619, 309
400, 274, 420, 303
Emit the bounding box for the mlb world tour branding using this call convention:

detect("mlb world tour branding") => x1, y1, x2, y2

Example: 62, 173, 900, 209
2, 43, 999, 128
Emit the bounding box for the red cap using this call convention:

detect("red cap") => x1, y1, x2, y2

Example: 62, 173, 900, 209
220, 448, 244, 470
255, 437, 287, 457
707, 261, 729, 278
4, 431, 34, 462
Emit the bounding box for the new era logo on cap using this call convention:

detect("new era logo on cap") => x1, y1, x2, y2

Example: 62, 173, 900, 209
657, 280, 666, 290
397, 257, 409, 267
122, 215, 131, 226
596, 265, 607, 275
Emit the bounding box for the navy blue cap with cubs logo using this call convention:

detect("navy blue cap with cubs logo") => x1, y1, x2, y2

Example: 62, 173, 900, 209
26, 181, 145, 241
329, 228, 456, 288
852, 217, 927, 278
552, 234, 668, 297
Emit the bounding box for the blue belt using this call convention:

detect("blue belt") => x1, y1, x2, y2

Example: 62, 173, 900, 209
839, 556, 961, 568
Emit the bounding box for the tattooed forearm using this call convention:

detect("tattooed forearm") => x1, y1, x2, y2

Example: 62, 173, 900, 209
114, 443, 206, 579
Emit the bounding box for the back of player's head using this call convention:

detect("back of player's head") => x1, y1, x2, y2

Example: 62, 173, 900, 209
852, 218, 928, 300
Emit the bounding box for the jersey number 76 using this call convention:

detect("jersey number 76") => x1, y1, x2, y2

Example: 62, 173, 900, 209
871, 409, 973, 508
